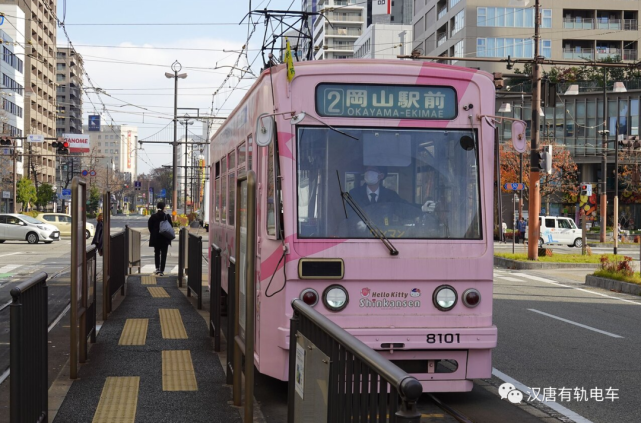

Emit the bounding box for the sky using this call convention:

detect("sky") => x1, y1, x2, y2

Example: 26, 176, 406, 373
52, 0, 301, 174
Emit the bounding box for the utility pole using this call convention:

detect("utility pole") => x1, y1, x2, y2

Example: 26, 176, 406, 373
600, 67, 608, 243
527, 0, 542, 260
12, 144, 16, 213
165, 61, 188, 215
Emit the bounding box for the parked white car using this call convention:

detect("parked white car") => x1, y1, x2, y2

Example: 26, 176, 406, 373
525, 216, 582, 248
0, 214, 61, 244
35, 213, 95, 239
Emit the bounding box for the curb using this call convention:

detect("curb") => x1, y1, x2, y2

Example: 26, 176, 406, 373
494, 256, 600, 270
585, 275, 641, 296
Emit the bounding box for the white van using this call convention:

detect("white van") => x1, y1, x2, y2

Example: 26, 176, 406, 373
525, 216, 582, 248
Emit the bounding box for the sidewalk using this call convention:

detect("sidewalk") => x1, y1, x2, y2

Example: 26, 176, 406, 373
52, 275, 241, 423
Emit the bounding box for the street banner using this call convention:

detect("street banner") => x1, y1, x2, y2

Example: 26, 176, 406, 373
88, 115, 101, 131
27, 134, 44, 143
64, 134, 91, 153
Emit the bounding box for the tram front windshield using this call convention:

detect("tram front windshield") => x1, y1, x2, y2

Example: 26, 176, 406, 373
296, 127, 482, 240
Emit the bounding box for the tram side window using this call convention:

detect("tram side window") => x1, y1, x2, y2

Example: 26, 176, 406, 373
229, 172, 235, 226
222, 157, 227, 224
266, 140, 276, 236
238, 141, 246, 169
247, 135, 253, 171
215, 161, 221, 222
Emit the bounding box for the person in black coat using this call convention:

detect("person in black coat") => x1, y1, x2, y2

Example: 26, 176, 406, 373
91, 213, 103, 256
148, 202, 173, 275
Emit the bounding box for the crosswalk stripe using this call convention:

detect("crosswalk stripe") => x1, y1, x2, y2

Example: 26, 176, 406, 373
0, 264, 21, 274
496, 276, 524, 282
141, 264, 156, 274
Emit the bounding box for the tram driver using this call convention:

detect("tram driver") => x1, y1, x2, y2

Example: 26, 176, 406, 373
347, 165, 437, 233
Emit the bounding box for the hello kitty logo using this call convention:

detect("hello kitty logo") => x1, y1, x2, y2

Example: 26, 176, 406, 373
410, 288, 421, 297
361, 288, 371, 297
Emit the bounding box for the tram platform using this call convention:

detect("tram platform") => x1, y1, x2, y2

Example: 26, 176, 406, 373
52, 274, 242, 423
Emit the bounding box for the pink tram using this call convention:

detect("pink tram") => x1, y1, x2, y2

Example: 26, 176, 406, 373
208, 59, 497, 392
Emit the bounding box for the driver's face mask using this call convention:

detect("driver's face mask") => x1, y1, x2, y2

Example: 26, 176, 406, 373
364, 171, 380, 185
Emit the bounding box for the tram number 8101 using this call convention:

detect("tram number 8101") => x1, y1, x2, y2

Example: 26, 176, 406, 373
426, 333, 460, 344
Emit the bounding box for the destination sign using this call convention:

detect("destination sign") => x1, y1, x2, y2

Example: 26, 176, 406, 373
315, 83, 457, 120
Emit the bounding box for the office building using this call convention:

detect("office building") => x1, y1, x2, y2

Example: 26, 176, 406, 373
0, 0, 58, 185
56, 47, 83, 136
354, 24, 413, 59
84, 124, 138, 184
411, 1, 639, 72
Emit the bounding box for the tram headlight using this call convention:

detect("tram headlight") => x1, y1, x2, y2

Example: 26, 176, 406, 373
300, 288, 319, 307
462, 288, 481, 308
433, 285, 457, 311
322, 285, 349, 312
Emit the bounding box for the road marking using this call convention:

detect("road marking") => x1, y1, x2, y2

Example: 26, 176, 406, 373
512, 273, 641, 306
528, 309, 624, 338
170, 265, 178, 274
141, 264, 157, 274
159, 309, 188, 339
495, 276, 523, 282
0, 264, 20, 274
119, 319, 149, 346
492, 368, 595, 423
148, 287, 170, 298
0, 252, 20, 258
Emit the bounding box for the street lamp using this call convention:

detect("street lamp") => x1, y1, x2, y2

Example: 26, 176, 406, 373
165, 60, 188, 215
179, 118, 194, 214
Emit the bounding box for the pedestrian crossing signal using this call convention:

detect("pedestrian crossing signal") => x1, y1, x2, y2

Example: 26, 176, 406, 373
0, 136, 12, 146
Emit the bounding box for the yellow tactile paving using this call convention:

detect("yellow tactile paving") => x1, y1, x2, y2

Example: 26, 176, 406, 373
162, 350, 198, 391
159, 309, 188, 339
141, 275, 156, 285
148, 287, 170, 298
118, 319, 149, 346
92, 376, 140, 423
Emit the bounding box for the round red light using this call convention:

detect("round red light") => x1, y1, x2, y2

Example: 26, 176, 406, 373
63, 142, 69, 148
301, 289, 318, 306
464, 290, 480, 307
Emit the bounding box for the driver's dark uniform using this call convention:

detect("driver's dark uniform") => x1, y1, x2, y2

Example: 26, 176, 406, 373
348, 185, 404, 205
347, 185, 421, 228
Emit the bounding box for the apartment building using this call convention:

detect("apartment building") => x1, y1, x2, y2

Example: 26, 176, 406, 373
411, 0, 640, 72
354, 24, 413, 59
55, 48, 83, 136
84, 125, 138, 184
0, 0, 58, 184
313, 0, 366, 60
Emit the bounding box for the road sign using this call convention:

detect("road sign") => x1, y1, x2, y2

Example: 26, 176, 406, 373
503, 183, 525, 191
81, 170, 88, 177
62, 189, 72, 200
2, 191, 10, 199
160, 189, 166, 197
27, 134, 44, 143
90, 170, 96, 177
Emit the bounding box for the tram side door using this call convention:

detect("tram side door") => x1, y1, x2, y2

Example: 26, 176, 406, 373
235, 171, 257, 368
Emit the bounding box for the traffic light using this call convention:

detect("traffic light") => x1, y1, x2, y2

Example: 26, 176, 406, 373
52, 140, 69, 154
538, 145, 553, 174
580, 183, 592, 196
0, 136, 12, 146
541, 80, 557, 108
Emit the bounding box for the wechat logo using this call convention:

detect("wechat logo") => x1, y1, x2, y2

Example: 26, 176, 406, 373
499, 382, 523, 404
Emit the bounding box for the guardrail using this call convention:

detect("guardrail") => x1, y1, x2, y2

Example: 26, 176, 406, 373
288, 299, 423, 423
209, 243, 222, 352
187, 233, 203, 309
10, 272, 48, 423
126, 226, 141, 274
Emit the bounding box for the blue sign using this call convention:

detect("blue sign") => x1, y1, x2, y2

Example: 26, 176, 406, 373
316, 83, 458, 120
62, 189, 71, 200
88, 115, 101, 131
503, 183, 525, 191
160, 189, 166, 197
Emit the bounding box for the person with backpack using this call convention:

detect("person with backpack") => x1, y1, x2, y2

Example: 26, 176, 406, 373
148, 201, 174, 276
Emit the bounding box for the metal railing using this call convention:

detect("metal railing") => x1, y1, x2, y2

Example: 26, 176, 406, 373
109, 231, 126, 306
288, 299, 423, 423
209, 243, 222, 352
225, 257, 236, 385
563, 18, 594, 29
624, 19, 638, 30
437, 7, 447, 20
178, 228, 188, 287
563, 48, 594, 60
437, 34, 447, 47
624, 49, 637, 61
187, 233, 202, 309
126, 226, 141, 274
10, 272, 48, 423
85, 245, 97, 345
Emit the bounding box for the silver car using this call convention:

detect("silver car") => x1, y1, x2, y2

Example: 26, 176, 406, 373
0, 214, 60, 244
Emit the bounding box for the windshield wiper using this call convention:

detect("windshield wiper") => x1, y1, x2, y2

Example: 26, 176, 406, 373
336, 172, 398, 256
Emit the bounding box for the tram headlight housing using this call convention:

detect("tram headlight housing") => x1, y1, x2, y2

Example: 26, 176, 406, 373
462, 288, 481, 308
300, 288, 319, 307
433, 285, 457, 311
322, 285, 349, 312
